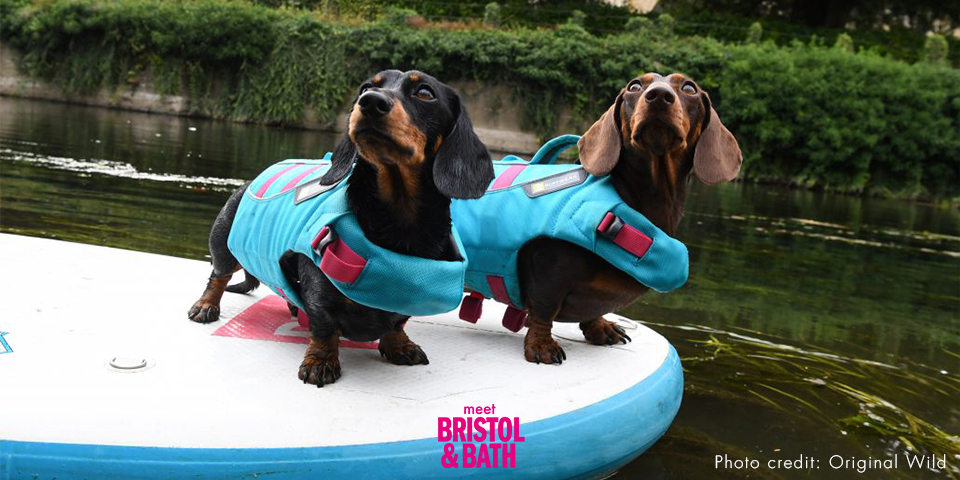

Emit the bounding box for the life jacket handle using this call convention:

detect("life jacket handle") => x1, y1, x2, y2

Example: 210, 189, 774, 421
528, 134, 581, 165
597, 212, 654, 259
311, 226, 367, 285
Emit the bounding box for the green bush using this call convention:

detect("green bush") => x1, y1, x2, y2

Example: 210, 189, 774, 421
482, 2, 501, 28
666, 10, 960, 67
923, 34, 950, 66
717, 42, 960, 196
746, 21, 762, 44
2, 0, 957, 198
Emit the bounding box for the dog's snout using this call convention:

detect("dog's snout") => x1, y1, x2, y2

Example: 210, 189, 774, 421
358, 91, 394, 118
644, 85, 675, 106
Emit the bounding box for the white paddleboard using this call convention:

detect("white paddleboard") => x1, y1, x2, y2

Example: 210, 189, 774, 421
0, 234, 682, 479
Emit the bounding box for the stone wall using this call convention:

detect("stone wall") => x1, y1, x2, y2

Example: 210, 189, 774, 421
0, 44, 560, 155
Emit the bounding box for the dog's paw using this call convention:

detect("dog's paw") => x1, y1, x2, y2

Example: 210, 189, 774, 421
524, 337, 566, 365
298, 355, 341, 387
187, 300, 220, 323
580, 317, 631, 346
379, 341, 430, 366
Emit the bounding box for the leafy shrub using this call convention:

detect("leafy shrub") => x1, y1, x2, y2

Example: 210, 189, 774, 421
483, 3, 501, 28
923, 34, 949, 65
718, 42, 960, 196
2, 0, 957, 198
668, 9, 960, 66
746, 21, 762, 44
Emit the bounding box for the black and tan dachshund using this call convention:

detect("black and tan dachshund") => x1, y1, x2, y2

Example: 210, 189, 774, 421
517, 73, 742, 364
187, 70, 494, 385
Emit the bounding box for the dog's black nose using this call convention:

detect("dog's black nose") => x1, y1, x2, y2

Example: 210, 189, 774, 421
358, 91, 394, 119
644, 85, 675, 105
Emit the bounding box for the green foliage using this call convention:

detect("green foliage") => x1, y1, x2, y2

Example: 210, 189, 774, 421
657, 13, 676, 35
2, 0, 958, 198
625, 16, 652, 34
321, 0, 633, 35
718, 42, 960, 197
923, 34, 949, 65
568, 10, 586, 27
482, 2, 500, 28
382, 6, 419, 27
834, 33, 854, 53
746, 21, 762, 44
665, 9, 960, 66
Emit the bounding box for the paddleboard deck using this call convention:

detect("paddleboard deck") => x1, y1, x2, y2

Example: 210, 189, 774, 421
0, 234, 682, 479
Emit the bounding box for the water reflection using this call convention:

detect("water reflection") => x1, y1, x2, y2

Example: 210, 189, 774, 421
1, 96, 958, 479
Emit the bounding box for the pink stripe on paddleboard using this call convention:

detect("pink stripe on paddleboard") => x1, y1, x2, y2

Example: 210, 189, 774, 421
211, 295, 378, 349
490, 165, 527, 190
280, 165, 323, 193
255, 163, 303, 197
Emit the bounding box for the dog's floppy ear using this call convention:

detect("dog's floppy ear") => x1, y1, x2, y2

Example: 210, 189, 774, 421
433, 92, 494, 199
320, 125, 357, 185
693, 92, 742, 185
578, 90, 624, 176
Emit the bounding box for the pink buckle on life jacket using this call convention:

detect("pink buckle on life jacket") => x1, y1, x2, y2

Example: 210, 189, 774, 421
501, 306, 528, 332
311, 227, 367, 285
597, 212, 653, 259
459, 291, 485, 323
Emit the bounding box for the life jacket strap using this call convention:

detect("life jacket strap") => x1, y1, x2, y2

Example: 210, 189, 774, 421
486, 275, 512, 305
311, 226, 367, 285
458, 289, 527, 332
597, 212, 654, 259
486, 274, 529, 332
501, 306, 528, 333
459, 291, 485, 323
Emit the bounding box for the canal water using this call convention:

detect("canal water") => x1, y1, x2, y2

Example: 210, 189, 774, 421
1, 96, 957, 479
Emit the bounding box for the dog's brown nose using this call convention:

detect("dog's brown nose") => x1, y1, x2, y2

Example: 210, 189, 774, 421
644, 85, 675, 106
358, 91, 393, 119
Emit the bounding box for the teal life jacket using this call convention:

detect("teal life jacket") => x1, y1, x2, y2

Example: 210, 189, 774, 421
449, 135, 689, 332
227, 157, 469, 318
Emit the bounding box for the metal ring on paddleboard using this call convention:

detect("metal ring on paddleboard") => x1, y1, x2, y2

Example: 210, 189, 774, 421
106, 356, 154, 373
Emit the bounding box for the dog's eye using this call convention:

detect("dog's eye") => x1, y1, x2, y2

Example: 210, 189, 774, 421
359, 83, 372, 94
627, 81, 643, 92
415, 86, 436, 101
681, 83, 697, 94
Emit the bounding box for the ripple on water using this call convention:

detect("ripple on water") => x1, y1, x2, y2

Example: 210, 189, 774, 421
0, 147, 246, 191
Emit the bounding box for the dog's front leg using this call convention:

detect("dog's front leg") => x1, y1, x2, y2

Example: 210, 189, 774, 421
188, 266, 241, 323
379, 320, 429, 366
298, 328, 341, 387
579, 317, 631, 346
523, 314, 566, 365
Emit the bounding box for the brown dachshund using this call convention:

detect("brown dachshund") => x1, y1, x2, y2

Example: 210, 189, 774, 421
516, 73, 742, 364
